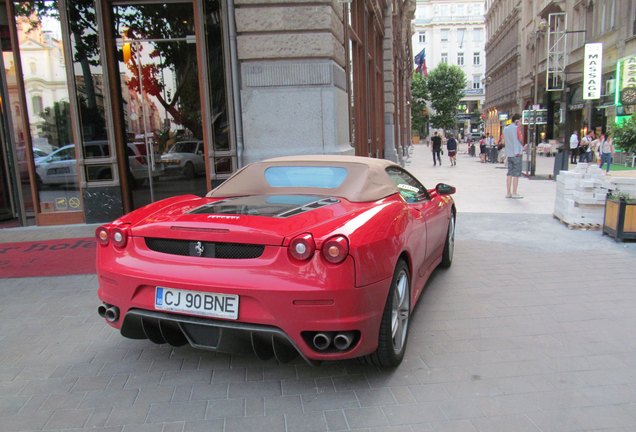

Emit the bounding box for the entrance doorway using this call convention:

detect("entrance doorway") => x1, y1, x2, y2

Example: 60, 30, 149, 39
111, 1, 207, 209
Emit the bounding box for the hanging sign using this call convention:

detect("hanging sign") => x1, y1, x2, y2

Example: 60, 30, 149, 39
583, 43, 603, 100
620, 55, 636, 105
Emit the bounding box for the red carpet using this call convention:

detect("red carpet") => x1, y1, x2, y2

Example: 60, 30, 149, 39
0, 238, 96, 278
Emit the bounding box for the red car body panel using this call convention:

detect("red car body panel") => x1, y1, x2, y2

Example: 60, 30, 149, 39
96, 156, 455, 364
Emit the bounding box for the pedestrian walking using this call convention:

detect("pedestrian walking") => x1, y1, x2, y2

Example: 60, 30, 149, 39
431, 131, 442, 166
569, 130, 579, 164
599, 132, 614, 173
579, 130, 594, 163
447, 133, 458, 166
485, 133, 496, 163
502, 113, 525, 199
479, 135, 487, 163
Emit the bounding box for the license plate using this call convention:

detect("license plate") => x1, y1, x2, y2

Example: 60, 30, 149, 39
154, 287, 239, 320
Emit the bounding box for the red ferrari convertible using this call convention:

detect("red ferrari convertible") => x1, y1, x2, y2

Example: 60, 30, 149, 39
96, 155, 456, 368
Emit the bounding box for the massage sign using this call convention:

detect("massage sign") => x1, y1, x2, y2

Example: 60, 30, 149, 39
583, 43, 603, 100
620, 55, 636, 105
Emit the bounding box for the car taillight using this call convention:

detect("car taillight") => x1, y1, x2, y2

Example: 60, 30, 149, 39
321, 235, 349, 264
289, 233, 315, 261
111, 227, 128, 248
95, 226, 110, 246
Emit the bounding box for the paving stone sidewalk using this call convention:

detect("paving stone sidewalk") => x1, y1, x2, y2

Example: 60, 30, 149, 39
1, 146, 635, 432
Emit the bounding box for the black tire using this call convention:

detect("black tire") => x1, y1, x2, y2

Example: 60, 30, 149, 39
440, 213, 455, 268
183, 162, 195, 179
366, 259, 410, 368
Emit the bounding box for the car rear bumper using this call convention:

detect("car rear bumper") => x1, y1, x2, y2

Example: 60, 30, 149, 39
97, 242, 391, 363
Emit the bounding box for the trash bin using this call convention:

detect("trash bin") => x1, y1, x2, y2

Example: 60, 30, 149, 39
553, 146, 567, 179
489, 146, 498, 163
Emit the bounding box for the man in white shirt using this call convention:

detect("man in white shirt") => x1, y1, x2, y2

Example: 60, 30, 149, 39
569, 131, 579, 164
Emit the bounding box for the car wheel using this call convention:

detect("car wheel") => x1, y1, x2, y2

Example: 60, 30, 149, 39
183, 162, 195, 179
440, 214, 455, 268
367, 259, 410, 368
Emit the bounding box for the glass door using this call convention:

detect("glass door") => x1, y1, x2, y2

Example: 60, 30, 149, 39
112, 1, 207, 209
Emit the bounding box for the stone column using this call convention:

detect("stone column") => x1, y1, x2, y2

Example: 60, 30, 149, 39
235, 0, 353, 163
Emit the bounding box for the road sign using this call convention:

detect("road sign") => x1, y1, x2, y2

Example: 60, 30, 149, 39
522, 109, 548, 125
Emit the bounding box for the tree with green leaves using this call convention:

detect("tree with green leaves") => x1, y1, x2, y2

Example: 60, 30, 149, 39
426, 63, 466, 131
611, 113, 636, 154
410, 73, 428, 137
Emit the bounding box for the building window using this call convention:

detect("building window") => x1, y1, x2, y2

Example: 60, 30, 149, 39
347, 0, 384, 158
598, 0, 616, 34
32, 95, 43, 115
457, 52, 464, 66
473, 75, 481, 89
473, 52, 481, 65
440, 28, 449, 42
473, 28, 483, 42
419, 32, 426, 43
457, 28, 466, 47
441, 52, 448, 63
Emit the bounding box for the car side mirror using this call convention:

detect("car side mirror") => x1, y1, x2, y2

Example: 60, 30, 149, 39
435, 183, 456, 195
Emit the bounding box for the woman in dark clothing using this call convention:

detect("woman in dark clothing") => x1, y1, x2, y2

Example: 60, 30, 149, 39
479, 134, 487, 163
447, 134, 458, 166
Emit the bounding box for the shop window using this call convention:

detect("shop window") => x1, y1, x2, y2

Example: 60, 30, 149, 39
214, 157, 233, 174
86, 164, 113, 182
12, 1, 81, 216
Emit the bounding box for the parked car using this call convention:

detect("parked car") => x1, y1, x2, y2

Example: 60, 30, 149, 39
96, 155, 456, 368
35, 144, 78, 186
35, 141, 159, 187
159, 140, 205, 179
17, 147, 49, 181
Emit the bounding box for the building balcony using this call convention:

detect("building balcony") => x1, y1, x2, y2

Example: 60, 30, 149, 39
464, 88, 484, 96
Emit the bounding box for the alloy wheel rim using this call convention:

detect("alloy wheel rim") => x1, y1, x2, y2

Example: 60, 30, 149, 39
391, 270, 410, 354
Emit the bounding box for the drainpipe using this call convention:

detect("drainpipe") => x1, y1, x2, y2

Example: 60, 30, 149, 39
227, 0, 244, 168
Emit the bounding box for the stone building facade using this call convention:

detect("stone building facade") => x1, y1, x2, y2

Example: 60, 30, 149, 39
0, 0, 415, 227
485, 0, 636, 149
412, 0, 486, 139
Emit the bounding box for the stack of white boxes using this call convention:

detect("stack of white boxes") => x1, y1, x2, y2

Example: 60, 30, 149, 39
554, 163, 636, 228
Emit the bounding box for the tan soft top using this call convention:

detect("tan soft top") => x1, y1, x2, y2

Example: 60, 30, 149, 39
206, 155, 400, 202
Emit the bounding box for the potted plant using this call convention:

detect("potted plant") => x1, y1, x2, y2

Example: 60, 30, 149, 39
603, 191, 636, 241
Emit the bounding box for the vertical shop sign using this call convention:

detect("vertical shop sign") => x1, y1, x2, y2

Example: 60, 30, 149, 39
620, 55, 636, 106
583, 43, 603, 100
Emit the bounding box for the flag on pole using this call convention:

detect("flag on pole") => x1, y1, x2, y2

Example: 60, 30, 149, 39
414, 48, 427, 77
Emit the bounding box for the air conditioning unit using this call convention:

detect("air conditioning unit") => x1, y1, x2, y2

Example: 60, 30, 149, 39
605, 79, 616, 96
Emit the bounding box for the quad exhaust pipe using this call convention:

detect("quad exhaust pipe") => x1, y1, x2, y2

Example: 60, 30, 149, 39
333, 332, 354, 351
312, 333, 332, 351
98, 303, 120, 323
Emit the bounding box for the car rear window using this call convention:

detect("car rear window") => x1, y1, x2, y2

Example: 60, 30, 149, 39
264, 166, 347, 188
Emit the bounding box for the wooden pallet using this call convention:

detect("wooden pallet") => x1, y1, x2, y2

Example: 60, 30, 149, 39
553, 215, 602, 231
